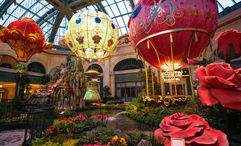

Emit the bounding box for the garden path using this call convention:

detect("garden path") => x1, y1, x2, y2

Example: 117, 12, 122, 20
0, 129, 25, 146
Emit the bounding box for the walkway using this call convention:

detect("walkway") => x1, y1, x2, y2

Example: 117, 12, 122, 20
0, 129, 25, 146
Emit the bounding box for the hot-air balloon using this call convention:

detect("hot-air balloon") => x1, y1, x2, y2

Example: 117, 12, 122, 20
128, 0, 218, 106
65, 10, 119, 102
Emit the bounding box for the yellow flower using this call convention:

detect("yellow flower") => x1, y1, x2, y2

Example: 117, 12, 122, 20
112, 135, 119, 142
120, 138, 127, 145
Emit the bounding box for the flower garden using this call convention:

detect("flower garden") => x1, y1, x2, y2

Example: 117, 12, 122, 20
0, 0, 241, 146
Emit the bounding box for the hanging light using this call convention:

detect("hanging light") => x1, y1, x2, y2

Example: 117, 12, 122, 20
162, 71, 182, 83
65, 10, 119, 61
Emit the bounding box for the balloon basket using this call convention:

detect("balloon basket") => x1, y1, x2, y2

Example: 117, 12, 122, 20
141, 57, 195, 108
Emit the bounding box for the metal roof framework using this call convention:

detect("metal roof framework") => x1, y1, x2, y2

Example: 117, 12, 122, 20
0, 0, 240, 45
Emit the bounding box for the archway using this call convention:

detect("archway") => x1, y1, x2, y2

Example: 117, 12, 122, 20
113, 58, 144, 102
113, 58, 143, 71
0, 55, 19, 69
27, 62, 46, 74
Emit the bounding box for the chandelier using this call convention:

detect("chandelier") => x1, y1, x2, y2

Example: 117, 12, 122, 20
162, 71, 182, 83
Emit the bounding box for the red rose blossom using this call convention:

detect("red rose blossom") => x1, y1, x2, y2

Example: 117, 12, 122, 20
195, 63, 241, 111
154, 113, 228, 146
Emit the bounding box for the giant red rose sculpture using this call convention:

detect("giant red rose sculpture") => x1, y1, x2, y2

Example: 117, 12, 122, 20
195, 63, 241, 111
216, 29, 241, 62
154, 113, 228, 146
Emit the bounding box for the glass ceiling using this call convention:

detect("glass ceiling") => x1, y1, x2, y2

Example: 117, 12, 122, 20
0, 0, 241, 45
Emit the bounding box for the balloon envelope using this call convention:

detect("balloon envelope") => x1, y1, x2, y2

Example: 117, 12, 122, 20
128, 0, 218, 71
0, 17, 52, 63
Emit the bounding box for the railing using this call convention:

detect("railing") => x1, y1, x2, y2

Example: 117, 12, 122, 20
0, 103, 54, 146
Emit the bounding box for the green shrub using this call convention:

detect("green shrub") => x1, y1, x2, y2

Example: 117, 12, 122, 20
32, 137, 45, 146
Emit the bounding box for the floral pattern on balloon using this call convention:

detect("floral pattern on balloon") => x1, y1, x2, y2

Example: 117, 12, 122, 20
195, 63, 241, 111
58, 37, 68, 48
154, 113, 228, 146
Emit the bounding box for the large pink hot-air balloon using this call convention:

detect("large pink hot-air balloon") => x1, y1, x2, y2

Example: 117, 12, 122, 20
128, 0, 218, 100
128, 0, 218, 71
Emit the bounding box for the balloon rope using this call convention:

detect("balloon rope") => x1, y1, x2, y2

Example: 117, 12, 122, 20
188, 65, 194, 97
187, 32, 195, 57
149, 41, 164, 96
170, 33, 177, 96
150, 66, 155, 96
136, 48, 149, 97
142, 59, 149, 97
180, 67, 185, 95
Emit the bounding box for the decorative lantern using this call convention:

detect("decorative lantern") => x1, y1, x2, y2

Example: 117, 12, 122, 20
84, 70, 101, 101
65, 10, 119, 61
0, 17, 52, 69
128, 0, 218, 100
216, 29, 241, 63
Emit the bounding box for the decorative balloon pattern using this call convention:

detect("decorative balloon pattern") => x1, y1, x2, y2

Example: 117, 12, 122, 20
0, 17, 52, 63
65, 10, 119, 61
128, 0, 218, 71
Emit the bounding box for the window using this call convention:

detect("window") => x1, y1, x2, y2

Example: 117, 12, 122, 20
27, 62, 46, 74
114, 58, 143, 71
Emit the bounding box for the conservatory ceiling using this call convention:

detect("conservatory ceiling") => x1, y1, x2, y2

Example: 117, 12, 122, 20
0, 0, 241, 45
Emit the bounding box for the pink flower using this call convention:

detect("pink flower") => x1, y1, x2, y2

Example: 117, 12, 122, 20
154, 113, 228, 146
98, 115, 102, 119
195, 63, 241, 111
103, 116, 107, 120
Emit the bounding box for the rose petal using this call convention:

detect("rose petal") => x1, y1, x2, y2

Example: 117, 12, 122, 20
211, 88, 241, 111
204, 76, 237, 88
185, 129, 218, 145
226, 73, 239, 83
197, 85, 219, 106
154, 129, 167, 145
206, 63, 234, 79
195, 67, 210, 87
189, 114, 210, 128
214, 129, 229, 146
168, 126, 204, 138
160, 120, 182, 134
170, 118, 192, 128
164, 138, 172, 146
234, 74, 241, 87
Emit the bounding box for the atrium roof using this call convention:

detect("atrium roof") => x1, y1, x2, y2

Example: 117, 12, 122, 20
0, 0, 240, 45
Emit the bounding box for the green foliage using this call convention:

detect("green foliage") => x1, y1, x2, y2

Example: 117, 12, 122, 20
76, 105, 125, 111
103, 85, 111, 98
72, 121, 99, 134
126, 132, 150, 145
54, 109, 61, 119
16, 73, 31, 100
62, 111, 77, 118
43, 140, 62, 146
32, 137, 45, 146
126, 93, 144, 112
126, 105, 193, 128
